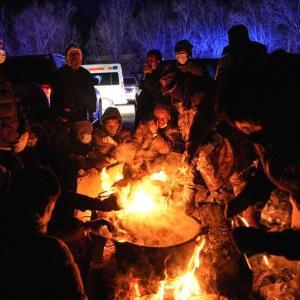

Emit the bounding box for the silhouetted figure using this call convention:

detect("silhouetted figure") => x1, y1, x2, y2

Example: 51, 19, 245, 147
0, 166, 88, 299
218, 50, 300, 260
216, 24, 267, 81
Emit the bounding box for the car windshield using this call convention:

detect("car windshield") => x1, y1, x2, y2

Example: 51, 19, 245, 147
124, 77, 137, 85
92, 72, 119, 85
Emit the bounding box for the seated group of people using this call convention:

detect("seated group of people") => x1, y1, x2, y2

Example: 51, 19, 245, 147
1, 25, 300, 299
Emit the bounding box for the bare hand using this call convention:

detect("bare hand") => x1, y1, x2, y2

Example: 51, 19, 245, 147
148, 119, 158, 134
143, 64, 152, 74
103, 136, 118, 146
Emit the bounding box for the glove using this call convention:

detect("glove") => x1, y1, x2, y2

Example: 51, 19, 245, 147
232, 227, 268, 254
84, 218, 115, 233
98, 193, 122, 211
13, 132, 29, 153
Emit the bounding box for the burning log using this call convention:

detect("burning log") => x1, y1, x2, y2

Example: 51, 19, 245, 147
192, 202, 253, 298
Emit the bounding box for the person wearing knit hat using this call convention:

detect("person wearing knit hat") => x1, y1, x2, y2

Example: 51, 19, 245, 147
174, 39, 193, 65
51, 43, 97, 123
65, 43, 83, 70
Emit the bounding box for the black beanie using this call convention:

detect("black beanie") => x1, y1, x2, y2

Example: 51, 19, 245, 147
174, 39, 193, 55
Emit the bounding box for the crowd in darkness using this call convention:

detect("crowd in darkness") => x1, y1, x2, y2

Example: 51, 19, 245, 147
1, 23, 300, 299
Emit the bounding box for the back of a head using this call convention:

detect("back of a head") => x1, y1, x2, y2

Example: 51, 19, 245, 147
8, 166, 61, 218
228, 24, 250, 47
218, 50, 300, 132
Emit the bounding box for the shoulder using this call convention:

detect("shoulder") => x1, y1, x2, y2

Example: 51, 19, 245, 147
40, 234, 75, 264
78, 66, 92, 76
57, 65, 71, 73
250, 41, 267, 53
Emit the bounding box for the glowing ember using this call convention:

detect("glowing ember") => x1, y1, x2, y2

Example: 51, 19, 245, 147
150, 170, 168, 182
237, 215, 250, 227
263, 255, 270, 266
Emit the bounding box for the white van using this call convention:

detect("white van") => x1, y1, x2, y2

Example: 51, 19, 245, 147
82, 63, 127, 115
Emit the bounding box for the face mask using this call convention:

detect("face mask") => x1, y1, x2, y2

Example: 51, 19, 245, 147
81, 134, 92, 144
0, 49, 6, 64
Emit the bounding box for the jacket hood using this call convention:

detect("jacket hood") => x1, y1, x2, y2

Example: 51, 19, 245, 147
100, 107, 123, 132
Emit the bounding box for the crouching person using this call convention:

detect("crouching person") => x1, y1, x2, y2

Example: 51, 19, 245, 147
0, 166, 88, 299
68, 120, 105, 173
93, 107, 131, 164
130, 104, 183, 176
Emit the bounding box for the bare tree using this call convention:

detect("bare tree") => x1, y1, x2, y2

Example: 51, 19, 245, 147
227, 0, 300, 53
131, 2, 170, 58
168, 0, 201, 55
87, 0, 132, 61
0, 5, 11, 53
11, 1, 80, 55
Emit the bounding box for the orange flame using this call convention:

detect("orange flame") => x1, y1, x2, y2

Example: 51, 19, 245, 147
150, 170, 168, 182
118, 171, 168, 215
134, 237, 206, 300
100, 166, 123, 194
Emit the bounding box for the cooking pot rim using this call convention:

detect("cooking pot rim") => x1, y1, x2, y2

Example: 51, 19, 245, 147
113, 217, 205, 249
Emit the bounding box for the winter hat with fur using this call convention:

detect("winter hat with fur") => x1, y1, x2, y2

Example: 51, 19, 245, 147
65, 43, 83, 67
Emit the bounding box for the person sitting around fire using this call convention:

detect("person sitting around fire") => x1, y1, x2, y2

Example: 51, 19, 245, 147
219, 50, 300, 260
130, 103, 182, 176
93, 107, 131, 165
69, 121, 104, 169
0, 165, 88, 299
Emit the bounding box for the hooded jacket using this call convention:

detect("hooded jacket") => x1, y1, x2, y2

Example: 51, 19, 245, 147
93, 107, 131, 155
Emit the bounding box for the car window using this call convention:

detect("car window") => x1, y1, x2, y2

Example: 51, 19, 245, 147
92, 72, 119, 86
124, 77, 137, 85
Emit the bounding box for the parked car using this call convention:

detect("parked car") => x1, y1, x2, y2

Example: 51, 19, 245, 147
123, 76, 140, 104
3, 54, 66, 120
82, 63, 127, 115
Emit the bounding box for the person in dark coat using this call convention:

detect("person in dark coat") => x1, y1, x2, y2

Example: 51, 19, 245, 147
215, 24, 267, 81
0, 166, 88, 299
218, 50, 300, 259
0, 40, 29, 172
174, 39, 208, 77
135, 50, 167, 127
51, 43, 96, 122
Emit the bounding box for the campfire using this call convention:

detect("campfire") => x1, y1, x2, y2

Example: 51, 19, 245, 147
131, 237, 206, 300
97, 167, 208, 299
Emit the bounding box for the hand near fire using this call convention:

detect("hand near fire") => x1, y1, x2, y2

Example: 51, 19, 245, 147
232, 226, 268, 255
97, 192, 122, 211
148, 119, 158, 134
103, 136, 118, 146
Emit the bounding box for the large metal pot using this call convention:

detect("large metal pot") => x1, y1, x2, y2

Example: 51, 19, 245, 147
112, 215, 205, 279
